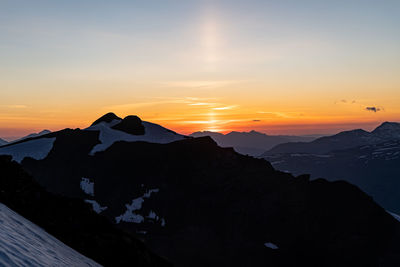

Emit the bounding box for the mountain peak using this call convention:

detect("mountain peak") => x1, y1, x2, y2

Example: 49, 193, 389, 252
111, 115, 145, 135
373, 121, 400, 131
91, 112, 122, 126
371, 121, 400, 139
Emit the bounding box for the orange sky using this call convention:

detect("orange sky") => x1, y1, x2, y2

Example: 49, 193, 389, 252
1, 1, 399, 139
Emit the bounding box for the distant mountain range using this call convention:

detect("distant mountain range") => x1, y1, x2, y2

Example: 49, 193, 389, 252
262, 122, 400, 213
263, 122, 400, 156
0, 130, 51, 147
190, 130, 320, 156
1, 113, 400, 266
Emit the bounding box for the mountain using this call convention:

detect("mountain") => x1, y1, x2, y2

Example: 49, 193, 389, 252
12, 129, 52, 143
263, 122, 400, 156
263, 139, 400, 213
371, 122, 400, 140
0, 155, 171, 267
1, 113, 400, 266
190, 130, 319, 156
0, 138, 7, 146
0, 203, 100, 267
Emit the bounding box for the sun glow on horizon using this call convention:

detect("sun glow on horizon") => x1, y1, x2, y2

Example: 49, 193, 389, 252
0, 1, 399, 138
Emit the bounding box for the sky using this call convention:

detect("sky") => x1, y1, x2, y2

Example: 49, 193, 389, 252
1, 0, 399, 138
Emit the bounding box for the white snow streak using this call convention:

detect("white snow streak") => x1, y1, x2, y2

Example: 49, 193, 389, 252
0, 203, 101, 267
264, 242, 279, 249
85, 200, 107, 214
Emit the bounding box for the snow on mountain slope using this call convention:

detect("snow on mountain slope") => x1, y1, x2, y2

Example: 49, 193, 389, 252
0, 138, 7, 146
0, 137, 56, 163
86, 120, 186, 155
388, 211, 400, 222
0, 203, 100, 267
11, 130, 52, 143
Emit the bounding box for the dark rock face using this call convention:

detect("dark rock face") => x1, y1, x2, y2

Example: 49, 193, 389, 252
17, 129, 400, 266
112, 115, 145, 135
91, 112, 122, 126
0, 155, 171, 267
263, 139, 400, 213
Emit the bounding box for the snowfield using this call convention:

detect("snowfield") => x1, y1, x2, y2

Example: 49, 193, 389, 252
85, 120, 186, 155
0, 138, 56, 163
0, 203, 101, 267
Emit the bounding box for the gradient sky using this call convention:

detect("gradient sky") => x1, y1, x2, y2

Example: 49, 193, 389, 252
1, 0, 400, 138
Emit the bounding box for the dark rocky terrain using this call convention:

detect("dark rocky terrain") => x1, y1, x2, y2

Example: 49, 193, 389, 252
0, 155, 171, 267
1, 114, 400, 266
263, 139, 400, 213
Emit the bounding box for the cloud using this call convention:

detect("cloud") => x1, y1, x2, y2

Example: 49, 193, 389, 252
334, 99, 356, 105
160, 80, 239, 89
1, 105, 27, 109
212, 105, 237, 110
365, 106, 381, 113
253, 120, 261, 122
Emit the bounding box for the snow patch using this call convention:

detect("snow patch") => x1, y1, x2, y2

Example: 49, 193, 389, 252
0, 203, 100, 267
80, 178, 94, 196
115, 188, 159, 224
264, 242, 279, 249
0, 138, 56, 163
85, 200, 107, 214
147, 210, 159, 220
85, 121, 185, 155
387, 211, 400, 222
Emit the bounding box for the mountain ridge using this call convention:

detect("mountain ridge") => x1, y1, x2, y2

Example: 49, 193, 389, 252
263, 121, 400, 156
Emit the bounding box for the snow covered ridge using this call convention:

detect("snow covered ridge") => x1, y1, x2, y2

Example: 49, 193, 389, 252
85, 120, 186, 155
0, 203, 101, 267
0, 137, 56, 163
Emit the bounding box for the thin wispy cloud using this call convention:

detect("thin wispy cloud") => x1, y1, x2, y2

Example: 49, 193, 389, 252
257, 111, 292, 118
212, 105, 237, 110
1, 105, 27, 109
159, 80, 241, 89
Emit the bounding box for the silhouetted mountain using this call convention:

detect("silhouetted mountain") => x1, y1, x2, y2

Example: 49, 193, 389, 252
11, 129, 52, 143
0, 138, 7, 146
1, 113, 399, 266
263, 122, 400, 156
371, 122, 400, 139
91, 112, 122, 126
190, 130, 318, 156
263, 139, 400, 213
0, 155, 171, 267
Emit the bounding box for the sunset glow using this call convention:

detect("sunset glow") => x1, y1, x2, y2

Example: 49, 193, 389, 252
1, 1, 399, 139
